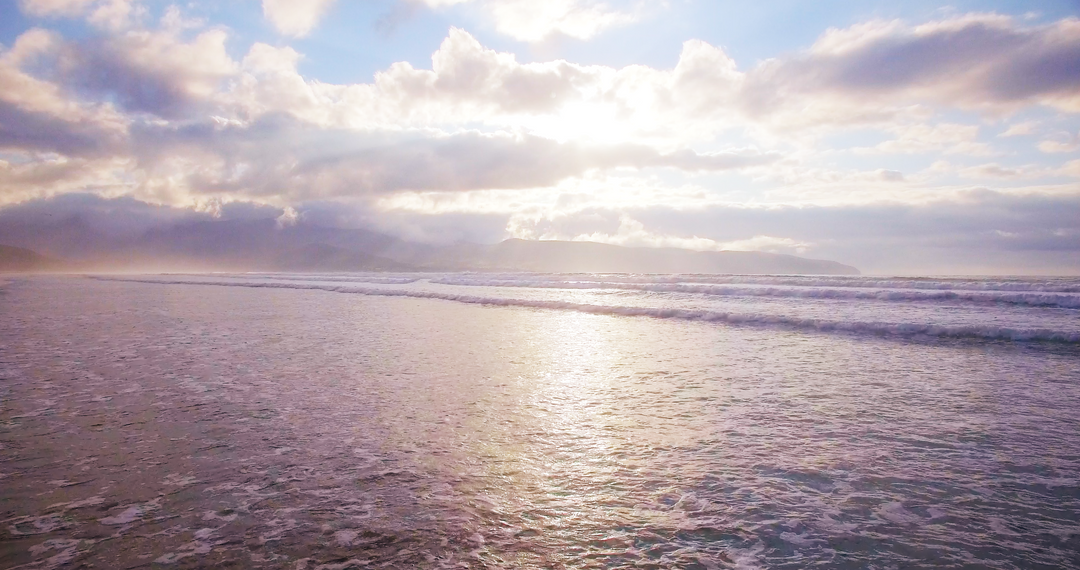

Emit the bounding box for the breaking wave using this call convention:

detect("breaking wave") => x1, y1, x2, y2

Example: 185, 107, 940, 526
92, 277, 1080, 343
454, 273, 1080, 293
429, 277, 1080, 309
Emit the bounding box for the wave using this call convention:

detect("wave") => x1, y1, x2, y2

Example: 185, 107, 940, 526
427, 278, 1080, 309
92, 277, 1080, 343
447, 273, 1080, 293
235, 274, 420, 285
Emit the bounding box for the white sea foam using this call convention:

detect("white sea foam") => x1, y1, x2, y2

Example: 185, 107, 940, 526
99, 506, 145, 526
174, 273, 421, 285
438, 273, 1080, 293
428, 277, 1080, 309
91, 277, 1080, 343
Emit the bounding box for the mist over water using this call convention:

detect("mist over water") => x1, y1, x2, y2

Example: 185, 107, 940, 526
2, 274, 1079, 569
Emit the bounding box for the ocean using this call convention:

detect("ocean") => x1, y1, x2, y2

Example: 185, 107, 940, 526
1, 273, 1078, 569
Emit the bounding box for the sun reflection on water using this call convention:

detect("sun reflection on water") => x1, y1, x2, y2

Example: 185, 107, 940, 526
453, 309, 727, 564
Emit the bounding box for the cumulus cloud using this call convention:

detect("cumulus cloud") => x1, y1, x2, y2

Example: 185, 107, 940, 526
213, 16, 1080, 140
216, 28, 739, 145
262, 0, 337, 37
59, 27, 237, 118
12, 18, 1070, 154
0, 29, 129, 157
214, 29, 601, 129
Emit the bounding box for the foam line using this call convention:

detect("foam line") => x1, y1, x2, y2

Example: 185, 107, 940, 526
92, 277, 1080, 343
170, 273, 421, 285
427, 278, 1080, 309
453, 273, 1080, 293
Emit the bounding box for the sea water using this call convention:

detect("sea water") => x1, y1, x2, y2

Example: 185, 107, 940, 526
1, 273, 1078, 568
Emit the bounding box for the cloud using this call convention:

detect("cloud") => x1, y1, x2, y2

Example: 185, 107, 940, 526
999, 120, 1038, 137
0, 29, 129, 157
1059, 159, 1080, 178
261, 0, 338, 37
19, 0, 101, 17
1038, 131, 1079, 153
341, 189, 1080, 272
218, 28, 741, 145
275, 205, 299, 228
483, 0, 639, 42
543, 214, 727, 251
275, 16, 1080, 138
123, 116, 779, 204
509, 191, 1080, 273
0, 155, 133, 207
19, 0, 141, 30
216, 29, 602, 129
958, 163, 1027, 178
565, 216, 729, 251
418, 0, 641, 42
564, 216, 817, 255
854, 123, 991, 155
3, 189, 1080, 274
61, 27, 238, 118
743, 13, 1080, 128
0, 10, 1078, 275
14, 18, 1070, 155
715, 235, 815, 254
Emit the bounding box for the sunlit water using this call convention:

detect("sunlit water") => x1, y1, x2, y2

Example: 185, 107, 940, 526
1, 273, 1079, 569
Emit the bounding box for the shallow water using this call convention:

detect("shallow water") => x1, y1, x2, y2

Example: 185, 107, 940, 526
2, 274, 1079, 569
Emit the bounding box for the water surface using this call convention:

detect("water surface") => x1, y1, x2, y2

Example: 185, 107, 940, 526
1, 274, 1078, 569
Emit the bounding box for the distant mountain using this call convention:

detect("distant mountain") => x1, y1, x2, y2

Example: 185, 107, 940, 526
451, 239, 860, 275
0, 244, 64, 272
0, 215, 859, 275
266, 243, 412, 271
0, 217, 411, 272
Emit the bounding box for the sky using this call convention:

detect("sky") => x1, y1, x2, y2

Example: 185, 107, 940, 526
1, 0, 1079, 274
